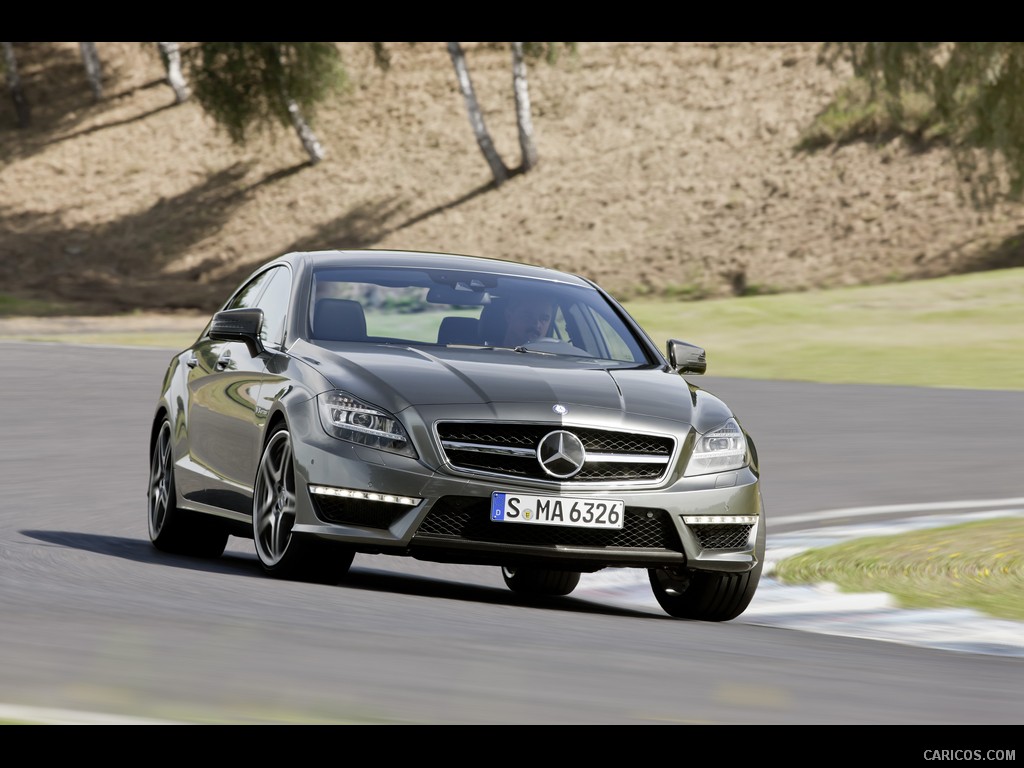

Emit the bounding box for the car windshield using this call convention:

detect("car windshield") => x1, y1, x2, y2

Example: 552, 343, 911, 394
308, 266, 651, 364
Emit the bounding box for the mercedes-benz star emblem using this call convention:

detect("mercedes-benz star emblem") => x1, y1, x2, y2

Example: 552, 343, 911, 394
536, 430, 586, 479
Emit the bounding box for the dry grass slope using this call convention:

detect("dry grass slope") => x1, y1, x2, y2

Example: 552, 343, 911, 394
3, 41, 1024, 317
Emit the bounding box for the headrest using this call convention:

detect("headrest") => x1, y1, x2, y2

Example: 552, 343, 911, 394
437, 316, 480, 345
313, 298, 367, 341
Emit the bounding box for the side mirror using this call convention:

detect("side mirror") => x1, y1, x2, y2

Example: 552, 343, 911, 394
667, 339, 706, 375
210, 307, 266, 357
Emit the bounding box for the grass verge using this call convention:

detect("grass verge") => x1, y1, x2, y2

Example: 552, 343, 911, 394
626, 266, 1024, 392
772, 517, 1024, 621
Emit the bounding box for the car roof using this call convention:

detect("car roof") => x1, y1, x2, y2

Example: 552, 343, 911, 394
278, 249, 594, 287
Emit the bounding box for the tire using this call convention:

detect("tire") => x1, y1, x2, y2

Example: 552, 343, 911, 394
252, 426, 354, 584
501, 566, 581, 597
648, 509, 766, 622
148, 419, 228, 558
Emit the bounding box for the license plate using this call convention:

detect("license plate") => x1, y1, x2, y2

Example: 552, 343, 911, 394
490, 492, 624, 530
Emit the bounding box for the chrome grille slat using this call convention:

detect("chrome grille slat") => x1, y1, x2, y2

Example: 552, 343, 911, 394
585, 453, 667, 464
440, 440, 536, 457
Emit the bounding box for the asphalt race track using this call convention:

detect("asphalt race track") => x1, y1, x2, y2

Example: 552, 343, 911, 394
1, 341, 1022, 725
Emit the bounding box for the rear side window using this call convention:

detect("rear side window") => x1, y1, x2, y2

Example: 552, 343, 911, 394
220, 266, 290, 348
226, 270, 275, 310
255, 268, 291, 348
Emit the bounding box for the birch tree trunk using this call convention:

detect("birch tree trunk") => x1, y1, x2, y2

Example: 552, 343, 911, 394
2, 42, 30, 128
447, 41, 509, 186
157, 42, 190, 103
284, 93, 325, 164
510, 42, 538, 172
272, 46, 325, 165
79, 42, 103, 100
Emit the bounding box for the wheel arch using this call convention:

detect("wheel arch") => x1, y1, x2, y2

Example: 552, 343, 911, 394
263, 409, 289, 448
150, 406, 170, 455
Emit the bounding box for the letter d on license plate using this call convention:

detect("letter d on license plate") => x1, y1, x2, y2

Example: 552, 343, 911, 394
490, 492, 624, 530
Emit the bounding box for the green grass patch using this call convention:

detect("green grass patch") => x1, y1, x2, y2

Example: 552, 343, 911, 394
625, 267, 1024, 391
0, 294, 84, 317
773, 518, 1024, 621
12, 333, 201, 348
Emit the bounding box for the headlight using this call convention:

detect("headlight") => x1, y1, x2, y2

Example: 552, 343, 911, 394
317, 391, 416, 457
684, 418, 748, 476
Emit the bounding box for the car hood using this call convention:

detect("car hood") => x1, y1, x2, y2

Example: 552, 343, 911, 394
293, 341, 734, 431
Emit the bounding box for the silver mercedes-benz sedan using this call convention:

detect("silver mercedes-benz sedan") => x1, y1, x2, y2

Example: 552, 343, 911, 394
147, 249, 765, 621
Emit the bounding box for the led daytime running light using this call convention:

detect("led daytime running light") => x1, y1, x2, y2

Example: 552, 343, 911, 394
309, 485, 419, 506
683, 515, 758, 525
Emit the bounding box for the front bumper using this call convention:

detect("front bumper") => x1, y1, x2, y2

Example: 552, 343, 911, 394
289, 427, 764, 574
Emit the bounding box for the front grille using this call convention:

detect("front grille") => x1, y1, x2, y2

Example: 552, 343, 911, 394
414, 496, 682, 551
690, 523, 754, 550
436, 422, 676, 484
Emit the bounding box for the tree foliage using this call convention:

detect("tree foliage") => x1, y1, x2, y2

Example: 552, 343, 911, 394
183, 42, 346, 147
824, 42, 1024, 203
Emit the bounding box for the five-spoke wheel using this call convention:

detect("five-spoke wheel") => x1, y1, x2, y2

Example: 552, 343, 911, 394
148, 418, 228, 558
253, 426, 353, 583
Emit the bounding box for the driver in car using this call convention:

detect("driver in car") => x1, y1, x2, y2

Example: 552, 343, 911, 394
503, 295, 553, 346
